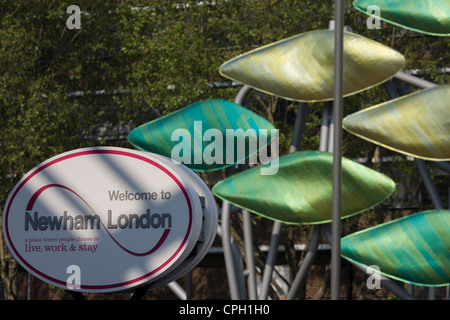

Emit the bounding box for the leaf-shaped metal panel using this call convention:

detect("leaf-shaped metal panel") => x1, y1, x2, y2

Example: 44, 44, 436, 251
219, 30, 405, 102
128, 99, 276, 172
341, 210, 450, 286
343, 85, 450, 161
353, 0, 450, 36
212, 151, 395, 225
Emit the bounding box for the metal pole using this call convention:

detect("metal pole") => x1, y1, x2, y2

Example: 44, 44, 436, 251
331, 0, 344, 300
430, 161, 450, 174
290, 103, 309, 153
259, 221, 283, 299
243, 209, 258, 300
167, 281, 187, 300
415, 159, 444, 210
259, 102, 309, 299
217, 224, 245, 300
319, 103, 331, 151
233, 85, 259, 300
286, 225, 322, 299
220, 201, 246, 299
285, 101, 331, 300
27, 273, 31, 300
186, 271, 192, 300
327, 102, 335, 153
220, 84, 254, 299
234, 84, 253, 105
394, 72, 437, 89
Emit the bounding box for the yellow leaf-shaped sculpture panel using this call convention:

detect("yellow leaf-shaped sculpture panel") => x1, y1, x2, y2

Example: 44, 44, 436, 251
343, 85, 450, 161
219, 30, 405, 102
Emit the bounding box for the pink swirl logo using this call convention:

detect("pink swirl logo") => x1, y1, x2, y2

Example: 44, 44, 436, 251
26, 184, 171, 256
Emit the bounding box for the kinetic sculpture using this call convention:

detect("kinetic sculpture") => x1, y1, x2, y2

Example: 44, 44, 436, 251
126, 0, 449, 299
340, 0, 450, 290
214, 28, 406, 299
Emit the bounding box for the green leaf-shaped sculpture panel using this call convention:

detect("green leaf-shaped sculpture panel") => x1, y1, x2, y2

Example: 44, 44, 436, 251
219, 30, 405, 102
128, 99, 276, 172
341, 210, 450, 286
212, 151, 395, 225
343, 85, 450, 161
353, 0, 450, 36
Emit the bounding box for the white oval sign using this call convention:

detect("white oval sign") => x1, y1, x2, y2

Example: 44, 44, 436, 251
2, 147, 204, 292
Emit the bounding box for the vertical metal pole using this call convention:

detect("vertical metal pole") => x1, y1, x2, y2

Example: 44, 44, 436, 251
285, 101, 332, 300
186, 271, 192, 300
290, 102, 309, 153
27, 273, 31, 300
331, 0, 344, 300
327, 102, 335, 153
259, 102, 309, 300
220, 84, 254, 299
415, 159, 444, 210
221, 201, 245, 299
234, 85, 258, 300
259, 221, 283, 299
243, 209, 258, 300
286, 225, 322, 299
319, 103, 330, 152
415, 158, 442, 301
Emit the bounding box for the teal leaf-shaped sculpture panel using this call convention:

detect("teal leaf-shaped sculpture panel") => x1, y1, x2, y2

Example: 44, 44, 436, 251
128, 99, 276, 172
353, 0, 450, 36
341, 210, 450, 286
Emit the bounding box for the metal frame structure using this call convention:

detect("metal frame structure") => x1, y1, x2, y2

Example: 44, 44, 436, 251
220, 63, 446, 302
146, 2, 446, 302
129, 3, 446, 302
